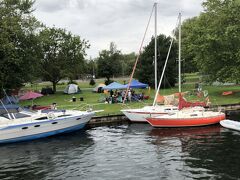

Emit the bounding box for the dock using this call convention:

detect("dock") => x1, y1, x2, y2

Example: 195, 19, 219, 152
206, 103, 240, 117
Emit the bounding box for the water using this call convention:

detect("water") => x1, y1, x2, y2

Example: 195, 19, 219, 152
0, 114, 240, 180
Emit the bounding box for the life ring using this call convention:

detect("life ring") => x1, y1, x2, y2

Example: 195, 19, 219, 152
47, 112, 56, 119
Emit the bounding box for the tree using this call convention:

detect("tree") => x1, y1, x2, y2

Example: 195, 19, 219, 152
89, 78, 95, 86
97, 42, 122, 84
38, 27, 89, 92
121, 52, 136, 77
0, 0, 41, 92
84, 58, 97, 78
181, 0, 240, 83
180, 17, 199, 73
136, 34, 178, 88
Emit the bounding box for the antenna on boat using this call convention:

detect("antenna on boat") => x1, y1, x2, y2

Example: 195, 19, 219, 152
153, 13, 181, 106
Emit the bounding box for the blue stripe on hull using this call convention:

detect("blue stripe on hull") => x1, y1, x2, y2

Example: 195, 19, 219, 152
0, 122, 87, 144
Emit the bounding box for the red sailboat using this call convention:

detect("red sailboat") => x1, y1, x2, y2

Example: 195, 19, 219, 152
146, 94, 226, 127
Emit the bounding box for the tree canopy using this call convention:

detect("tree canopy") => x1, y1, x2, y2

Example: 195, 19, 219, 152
38, 27, 89, 92
135, 34, 178, 88
181, 0, 240, 83
97, 42, 122, 84
0, 0, 89, 93
0, 0, 40, 90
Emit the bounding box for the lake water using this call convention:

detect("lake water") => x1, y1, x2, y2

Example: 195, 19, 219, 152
0, 113, 240, 180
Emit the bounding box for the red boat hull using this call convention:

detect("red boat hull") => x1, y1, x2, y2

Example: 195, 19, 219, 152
146, 114, 226, 127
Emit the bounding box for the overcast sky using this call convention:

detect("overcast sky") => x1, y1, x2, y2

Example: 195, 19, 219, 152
33, 0, 204, 58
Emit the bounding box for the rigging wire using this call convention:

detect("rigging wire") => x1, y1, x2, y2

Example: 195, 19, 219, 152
153, 13, 181, 106
123, 3, 155, 104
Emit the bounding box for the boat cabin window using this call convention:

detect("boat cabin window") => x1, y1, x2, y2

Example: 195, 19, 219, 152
14, 113, 31, 118
57, 114, 71, 117
1, 113, 31, 119
190, 114, 198, 117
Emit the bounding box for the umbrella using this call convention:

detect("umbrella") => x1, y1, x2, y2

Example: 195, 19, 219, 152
19, 91, 43, 100
19, 91, 43, 106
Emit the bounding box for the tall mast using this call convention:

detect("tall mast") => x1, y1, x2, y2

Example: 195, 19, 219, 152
178, 12, 181, 93
154, 2, 157, 92
153, 14, 180, 106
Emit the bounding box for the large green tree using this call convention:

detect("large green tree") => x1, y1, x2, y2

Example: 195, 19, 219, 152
84, 58, 97, 78
181, 0, 240, 83
0, 0, 40, 91
136, 34, 178, 88
121, 52, 136, 77
38, 27, 89, 92
181, 17, 199, 73
97, 42, 122, 84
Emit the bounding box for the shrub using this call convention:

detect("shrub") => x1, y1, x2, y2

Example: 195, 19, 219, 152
89, 78, 96, 86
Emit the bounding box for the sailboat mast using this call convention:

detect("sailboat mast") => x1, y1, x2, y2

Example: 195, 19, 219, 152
154, 2, 157, 92
178, 12, 181, 93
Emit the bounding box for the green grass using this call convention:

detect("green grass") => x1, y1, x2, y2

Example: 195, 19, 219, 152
18, 74, 240, 116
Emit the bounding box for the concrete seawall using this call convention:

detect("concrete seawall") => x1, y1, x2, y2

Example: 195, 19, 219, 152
87, 114, 130, 128
87, 103, 240, 127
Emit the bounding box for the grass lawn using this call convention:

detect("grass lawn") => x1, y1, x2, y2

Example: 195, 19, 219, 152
19, 76, 240, 116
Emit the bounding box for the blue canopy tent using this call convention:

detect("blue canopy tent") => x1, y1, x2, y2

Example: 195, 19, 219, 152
102, 82, 126, 90
124, 80, 148, 89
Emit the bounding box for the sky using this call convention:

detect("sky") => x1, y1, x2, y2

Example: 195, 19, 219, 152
33, 0, 204, 59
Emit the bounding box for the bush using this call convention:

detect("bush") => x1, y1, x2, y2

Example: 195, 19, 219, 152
57, 82, 66, 85
68, 80, 78, 85
89, 78, 96, 86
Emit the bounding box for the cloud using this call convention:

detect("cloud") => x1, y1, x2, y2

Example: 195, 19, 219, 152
33, 0, 204, 58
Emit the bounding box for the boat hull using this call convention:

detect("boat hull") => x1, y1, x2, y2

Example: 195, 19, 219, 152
220, 120, 240, 131
147, 114, 225, 127
121, 110, 166, 122
0, 112, 94, 144
121, 106, 178, 122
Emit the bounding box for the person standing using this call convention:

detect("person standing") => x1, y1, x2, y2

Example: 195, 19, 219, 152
128, 90, 132, 102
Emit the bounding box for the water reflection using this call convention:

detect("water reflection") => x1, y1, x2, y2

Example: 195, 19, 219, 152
149, 125, 221, 142
1, 116, 240, 180
149, 124, 240, 179
0, 131, 94, 180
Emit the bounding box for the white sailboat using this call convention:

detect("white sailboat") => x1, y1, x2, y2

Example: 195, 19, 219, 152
0, 103, 94, 144
121, 9, 181, 122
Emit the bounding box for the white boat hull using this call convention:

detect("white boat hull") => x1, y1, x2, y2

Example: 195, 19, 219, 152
220, 119, 240, 131
0, 112, 94, 144
121, 105, 178, 122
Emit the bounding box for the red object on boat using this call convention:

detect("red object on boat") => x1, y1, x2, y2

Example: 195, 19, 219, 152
32, 105, 51, 110
178, 94, 206, 110
146, 111, 225, 127
19, 91, 43, 100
